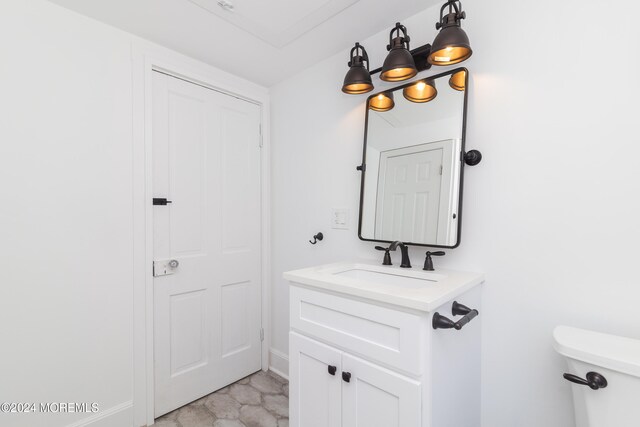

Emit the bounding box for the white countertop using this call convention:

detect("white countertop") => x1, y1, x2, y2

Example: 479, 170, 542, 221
283, 261, 484, 312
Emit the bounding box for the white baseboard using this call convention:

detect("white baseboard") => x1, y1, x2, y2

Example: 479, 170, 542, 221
66, 401, 133, 427
269, 348, 289, 380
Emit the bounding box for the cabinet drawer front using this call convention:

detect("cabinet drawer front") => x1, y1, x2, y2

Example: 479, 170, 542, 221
290, 286, 425, 375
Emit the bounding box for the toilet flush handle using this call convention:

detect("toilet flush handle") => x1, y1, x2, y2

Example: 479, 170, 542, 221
563, 372, 608, 390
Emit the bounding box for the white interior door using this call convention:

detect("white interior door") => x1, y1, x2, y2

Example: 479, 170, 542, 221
375, 140, 456, 244
289, 332, 342, 427
152, 71, 262, 417
342, 353, 421, 427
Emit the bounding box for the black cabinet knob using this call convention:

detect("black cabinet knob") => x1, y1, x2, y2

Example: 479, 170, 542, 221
328, 365, 337, 376
342, 371, 351, 383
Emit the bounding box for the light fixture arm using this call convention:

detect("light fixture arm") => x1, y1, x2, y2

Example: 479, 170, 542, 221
348, 42, 370, 72
387, 22, 411, 51
436, 0, 466, 29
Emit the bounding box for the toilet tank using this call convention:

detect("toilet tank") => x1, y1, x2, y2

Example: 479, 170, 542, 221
553, 326, 640, 427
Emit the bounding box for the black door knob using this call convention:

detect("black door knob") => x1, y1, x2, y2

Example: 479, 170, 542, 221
328, 365, 337, 376
342, 371, 351, 383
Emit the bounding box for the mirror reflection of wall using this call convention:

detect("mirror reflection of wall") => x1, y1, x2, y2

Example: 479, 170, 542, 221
360, 69, 467, 247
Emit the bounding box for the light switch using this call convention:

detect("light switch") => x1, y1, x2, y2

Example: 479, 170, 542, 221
331, 208, 349, 230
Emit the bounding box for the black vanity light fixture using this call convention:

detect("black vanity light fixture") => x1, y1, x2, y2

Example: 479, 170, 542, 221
403, 79, 437, 103
380, 23, 418, 82
342, 43, 374, 94
428, 0, 472, 66
369, 92, 395, 112
340, 0, 471, 95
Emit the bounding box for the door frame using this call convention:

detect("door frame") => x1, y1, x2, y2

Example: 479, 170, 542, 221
131, 40, 271, 427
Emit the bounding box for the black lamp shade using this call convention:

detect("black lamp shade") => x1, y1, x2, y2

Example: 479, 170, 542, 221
449, 70, 466, 91
428, 11, 472, 66
342, 43, 374, 95
369, 92, 394, 112
381, 37, 417, 82
403, 79, 437, 103
342, 61, 373, 94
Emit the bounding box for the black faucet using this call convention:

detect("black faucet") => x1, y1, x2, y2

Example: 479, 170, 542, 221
389, 241, 411, 268
375, 246, 393, 265
423, 251, 445, 271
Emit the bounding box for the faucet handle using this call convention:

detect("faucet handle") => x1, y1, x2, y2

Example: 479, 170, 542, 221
423, 251, 446, 271
375, 246, 392, 266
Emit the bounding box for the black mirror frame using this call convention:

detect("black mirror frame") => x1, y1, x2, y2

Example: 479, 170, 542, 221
357, 66, 470, 249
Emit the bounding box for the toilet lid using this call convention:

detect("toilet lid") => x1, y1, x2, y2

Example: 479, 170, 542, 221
553, 326, 640, 377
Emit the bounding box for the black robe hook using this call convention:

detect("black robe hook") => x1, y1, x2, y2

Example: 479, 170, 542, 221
309, 232, 324, 245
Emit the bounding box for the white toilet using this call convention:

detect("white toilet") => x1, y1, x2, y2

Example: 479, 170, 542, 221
553, 326, 640, 427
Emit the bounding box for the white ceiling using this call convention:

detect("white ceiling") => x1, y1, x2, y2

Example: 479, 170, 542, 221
48, 0, 440, 86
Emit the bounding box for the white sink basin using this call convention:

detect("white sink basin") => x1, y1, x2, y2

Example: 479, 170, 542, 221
284, 262, 483, 312
334, 268, 438, 289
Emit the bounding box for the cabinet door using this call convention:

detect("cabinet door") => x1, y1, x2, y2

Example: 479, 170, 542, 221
342, 353, 421, 427
289, 332, 342, 427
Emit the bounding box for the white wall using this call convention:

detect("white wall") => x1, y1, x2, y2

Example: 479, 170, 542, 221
0, 2, 271, 427
270, 1, 640, 426
0, 2, 134, 426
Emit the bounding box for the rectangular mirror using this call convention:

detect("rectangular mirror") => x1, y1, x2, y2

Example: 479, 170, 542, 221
358, 68, 468, 248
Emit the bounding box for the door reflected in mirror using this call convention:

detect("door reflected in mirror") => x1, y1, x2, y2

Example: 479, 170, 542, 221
359, 68, 468, 248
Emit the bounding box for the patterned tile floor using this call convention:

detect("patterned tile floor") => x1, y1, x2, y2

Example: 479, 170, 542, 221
154, 370, 289, 427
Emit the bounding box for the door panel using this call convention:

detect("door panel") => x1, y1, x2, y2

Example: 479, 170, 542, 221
170, 289, 206, 375
153, 71, 262, 417
289, 333, 342, 427
342, 353, 421, 427
169, 91, 206, 255
221, 106, 254, 252
220, 280, 251, 357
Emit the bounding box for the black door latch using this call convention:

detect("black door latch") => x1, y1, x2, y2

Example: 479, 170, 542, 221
153, 198, 172, 206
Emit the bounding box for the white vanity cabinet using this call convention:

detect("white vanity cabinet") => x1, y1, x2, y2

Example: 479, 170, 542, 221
285, 262, 483, 427
290, 332, 422, 427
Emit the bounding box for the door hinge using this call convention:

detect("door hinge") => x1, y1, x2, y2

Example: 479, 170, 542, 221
260, 328, 264, 342
440, 164, 443, 175
259, 124, 263, 148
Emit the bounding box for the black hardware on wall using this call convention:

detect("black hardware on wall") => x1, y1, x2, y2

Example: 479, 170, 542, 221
342, 372, 351, 383
153, 198, 172, 206
328, 365, 337, 376
423, 251, 445, 271
464, 150, 482, 166
309, 232, 324, 245
563, 372, 608, 390
432, 301, 479, 330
